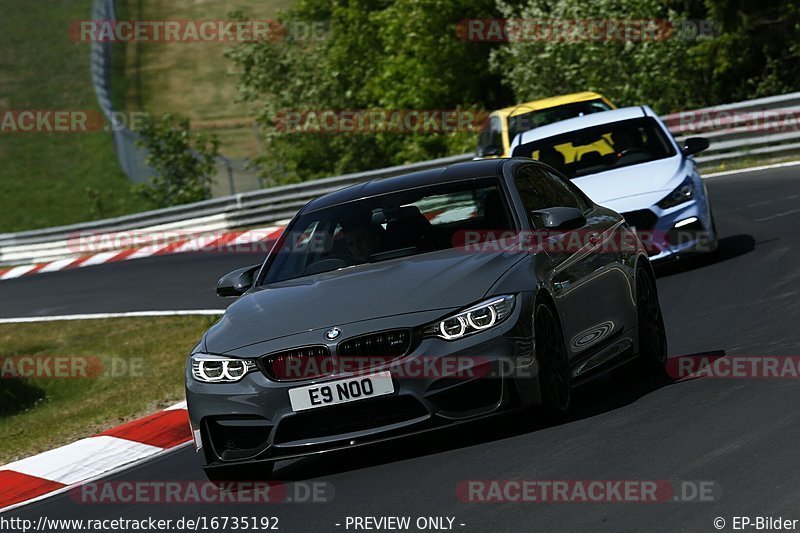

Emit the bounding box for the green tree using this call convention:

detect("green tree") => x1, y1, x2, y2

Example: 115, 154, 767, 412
227, 0, 505, 184
697, 0, 800, 103
135, 114, 220, 207
494, 0, 800, 114
491, 0, 704, 114
229, 0, 800, 185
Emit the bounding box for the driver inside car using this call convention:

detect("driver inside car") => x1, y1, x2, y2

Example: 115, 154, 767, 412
341, 219, 385, 263
611, 127, 642, 157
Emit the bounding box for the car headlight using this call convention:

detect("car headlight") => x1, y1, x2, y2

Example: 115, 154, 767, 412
190, 354, 258, 383
425, 295, 516, 340
657, 176, 695, 209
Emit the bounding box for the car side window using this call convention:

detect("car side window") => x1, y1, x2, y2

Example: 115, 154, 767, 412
514, 165, 589, 213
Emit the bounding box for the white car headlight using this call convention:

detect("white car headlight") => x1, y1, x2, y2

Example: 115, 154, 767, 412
191, 354, 258, 383
657, 176, 695, 209
426, 295, 516, 341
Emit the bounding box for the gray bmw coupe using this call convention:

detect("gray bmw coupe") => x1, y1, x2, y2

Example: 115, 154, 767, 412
185, 158, 667, 480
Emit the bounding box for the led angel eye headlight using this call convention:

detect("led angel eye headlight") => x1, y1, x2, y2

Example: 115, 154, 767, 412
440, 316, 467, 340
225, 360, 247, 379
467, 305, 497, 330
427, 295, 515, 341
197, 359, 224, 381
191, 355, 257, 383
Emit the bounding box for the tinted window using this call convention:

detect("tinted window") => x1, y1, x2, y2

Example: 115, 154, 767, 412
512, 117, 676, 179
514, 165, 587, 213
263, 178, 514, 283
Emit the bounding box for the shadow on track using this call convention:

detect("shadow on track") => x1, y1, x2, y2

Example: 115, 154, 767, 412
0, 379, 45, 416
654, 234, 755, 278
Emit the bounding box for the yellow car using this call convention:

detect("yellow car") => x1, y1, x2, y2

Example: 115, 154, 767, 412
476, 91, 615, 159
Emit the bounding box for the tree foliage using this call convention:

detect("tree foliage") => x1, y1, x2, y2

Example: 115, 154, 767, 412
697, 0, 800, 104
227, 0, 505, 184
228, 0, 800, 183
493, 0, 800, 113
135, 114, 220, 207
491, 0, 697, 113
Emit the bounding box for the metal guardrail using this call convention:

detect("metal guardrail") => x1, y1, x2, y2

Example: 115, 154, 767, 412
0, 153, 471, 263
2, 93, 799, 265
91, 0, 264, 194
90, 0, 154, 184
666, 91, 800, 163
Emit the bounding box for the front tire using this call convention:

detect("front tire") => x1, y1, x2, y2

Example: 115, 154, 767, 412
707, 209, 720, 254
535, 301, 572, 419
636, 263, 668, 374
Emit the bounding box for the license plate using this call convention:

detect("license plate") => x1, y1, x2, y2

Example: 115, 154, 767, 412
289, 371, 394, 412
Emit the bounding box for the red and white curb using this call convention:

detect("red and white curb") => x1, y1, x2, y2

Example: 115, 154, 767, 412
0, 310, 225, 324
0, 401, 192, 512
0, 225, 285, 282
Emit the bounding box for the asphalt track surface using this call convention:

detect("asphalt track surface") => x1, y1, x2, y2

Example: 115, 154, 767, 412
4, 165, 800, 532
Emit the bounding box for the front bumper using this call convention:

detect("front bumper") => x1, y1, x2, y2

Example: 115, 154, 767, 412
624, 196, 716, 262
185, 293, 537, 468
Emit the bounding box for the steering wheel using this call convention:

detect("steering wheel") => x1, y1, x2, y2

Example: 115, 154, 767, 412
616, 148, 649, 159
302, 254, 356, 276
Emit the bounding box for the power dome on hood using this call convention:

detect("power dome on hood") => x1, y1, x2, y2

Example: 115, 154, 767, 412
203, 247, 526, 353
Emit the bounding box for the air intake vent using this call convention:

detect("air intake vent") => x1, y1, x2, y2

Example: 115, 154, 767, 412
338, 329, 413, 362
261, 345, 332, 382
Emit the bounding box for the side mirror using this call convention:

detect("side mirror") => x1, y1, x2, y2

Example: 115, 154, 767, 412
682, 137, 709, 156
216, 264, 260, 297
529, 207, 586, 230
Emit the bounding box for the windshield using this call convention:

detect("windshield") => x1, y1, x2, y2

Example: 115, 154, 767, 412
507, 98, 612, 141
262, 178, 514, 283
511, 117, 677, 179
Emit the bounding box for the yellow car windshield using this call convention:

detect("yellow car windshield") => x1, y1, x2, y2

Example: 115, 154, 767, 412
507, 99, 612, 142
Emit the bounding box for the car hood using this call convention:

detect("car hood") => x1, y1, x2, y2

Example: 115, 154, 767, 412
204, 247, 526, 353
573, 156, 687, 210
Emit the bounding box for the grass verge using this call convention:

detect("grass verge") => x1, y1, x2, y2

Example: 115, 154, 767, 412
700, 152, 800, 174
0, 1, 152, 232
0, 316, 217, 464
118, 0, 293, 160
